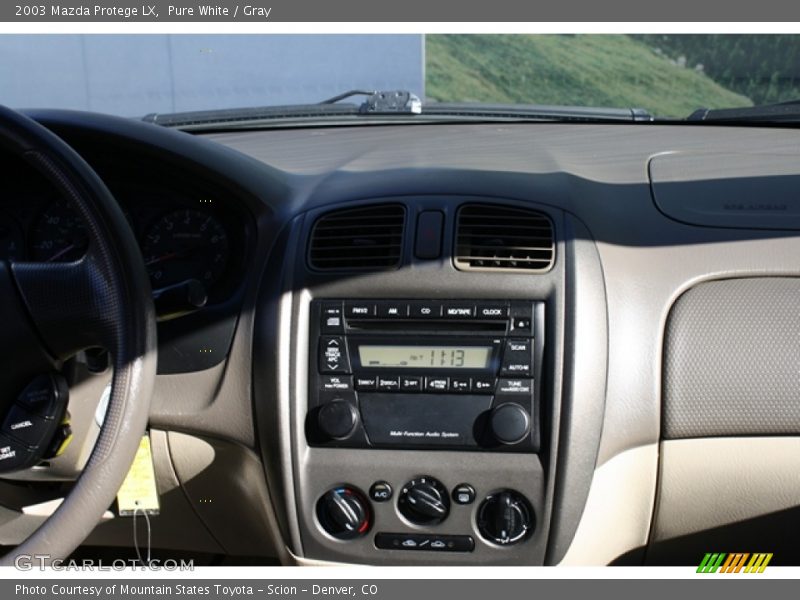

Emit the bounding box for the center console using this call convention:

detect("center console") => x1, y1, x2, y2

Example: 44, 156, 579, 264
306, 299, 544, 551
254, 195, 607, 566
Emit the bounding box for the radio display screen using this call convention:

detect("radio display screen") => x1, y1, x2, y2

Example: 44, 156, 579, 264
358, 345, 492, 369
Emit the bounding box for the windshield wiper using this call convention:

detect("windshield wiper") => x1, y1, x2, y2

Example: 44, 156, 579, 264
423, 103, 653, 122
688, 100, 800, 123
142, 89, 653, 130
142, 90, 423, 127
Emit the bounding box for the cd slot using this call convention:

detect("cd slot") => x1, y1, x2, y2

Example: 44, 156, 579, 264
346, 319, 508, 334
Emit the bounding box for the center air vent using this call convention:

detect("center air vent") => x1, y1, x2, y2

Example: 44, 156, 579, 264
309, 204, 405, 271
454, 204, 554, 272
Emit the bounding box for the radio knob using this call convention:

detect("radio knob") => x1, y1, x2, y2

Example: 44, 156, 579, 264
489, 403, 530, 445
398, 476, 451, 525
477, 490, 534, 545
316, 486, 371, 540
317, 401, 358, 440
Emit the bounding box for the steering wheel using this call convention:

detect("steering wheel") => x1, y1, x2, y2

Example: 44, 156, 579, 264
0, 106, 157, 564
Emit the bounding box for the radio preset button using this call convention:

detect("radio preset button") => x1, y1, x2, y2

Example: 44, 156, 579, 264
424, 377, 450, 392
355, 375, 378, 391
501, 338, 532, 375
472, 378, 496, 393
320, 375, 353, 392
476, 305, 509, 319
450, 377, 471, 393
345, 302, 376, 318
376, 302, 409, 318
497, 378, 533, 395
443, 304, 475, 319
377, 376, 401, 392
409, 301, 442, 319
400, 376, 423, 392
319, 336, 351, 374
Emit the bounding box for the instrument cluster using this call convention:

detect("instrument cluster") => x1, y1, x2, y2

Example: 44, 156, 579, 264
0, 172, 248, 304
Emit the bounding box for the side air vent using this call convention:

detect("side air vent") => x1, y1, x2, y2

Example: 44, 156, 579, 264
454, 204, 554, 272
309, 204, 406, 271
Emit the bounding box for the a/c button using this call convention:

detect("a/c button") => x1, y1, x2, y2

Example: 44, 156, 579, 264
369, 481, 393, 502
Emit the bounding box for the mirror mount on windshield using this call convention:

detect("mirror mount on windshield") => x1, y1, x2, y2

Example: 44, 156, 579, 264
360, 90, 423, 114
320, 89, 423, 114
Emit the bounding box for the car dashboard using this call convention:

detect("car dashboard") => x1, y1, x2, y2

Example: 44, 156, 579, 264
1, 111, 800, 566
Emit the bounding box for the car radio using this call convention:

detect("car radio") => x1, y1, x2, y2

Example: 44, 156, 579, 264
307, 299, 544, 452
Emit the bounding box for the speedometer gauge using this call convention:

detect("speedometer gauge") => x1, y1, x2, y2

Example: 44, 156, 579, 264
30, 203, 89, 262
142, 209, 230, 289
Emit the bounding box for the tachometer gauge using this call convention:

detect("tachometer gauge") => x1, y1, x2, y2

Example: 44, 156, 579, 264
0, 213, 25, 261
30, 203, 89, 262
142, 209, 230, 289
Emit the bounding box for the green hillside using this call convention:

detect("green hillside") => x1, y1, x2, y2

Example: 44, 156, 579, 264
426, 35, 752, 118
635, 35, 800, 106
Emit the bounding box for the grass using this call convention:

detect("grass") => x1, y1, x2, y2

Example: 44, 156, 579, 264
426, 35, 752, 118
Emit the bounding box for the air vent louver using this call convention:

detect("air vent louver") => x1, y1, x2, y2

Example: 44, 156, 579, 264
309, 204, 405, 270
454, 204, 554, 272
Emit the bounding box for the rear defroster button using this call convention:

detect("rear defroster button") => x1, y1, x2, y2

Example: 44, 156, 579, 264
452, 484, 476, 505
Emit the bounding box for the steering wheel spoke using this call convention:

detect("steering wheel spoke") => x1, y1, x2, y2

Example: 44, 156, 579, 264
11, 257, 117, 358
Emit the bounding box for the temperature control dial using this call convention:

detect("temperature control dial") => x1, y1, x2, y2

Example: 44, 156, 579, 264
316, 486, 371, 540
477, 489, 534, 545
397, 476, 450, 525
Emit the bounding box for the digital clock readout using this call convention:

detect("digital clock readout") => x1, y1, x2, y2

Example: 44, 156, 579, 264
358, 345, 492, 369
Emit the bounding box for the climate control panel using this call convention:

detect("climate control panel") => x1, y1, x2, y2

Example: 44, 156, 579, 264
315, 477, 534, 551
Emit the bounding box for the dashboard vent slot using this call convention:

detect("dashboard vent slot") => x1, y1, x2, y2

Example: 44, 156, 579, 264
454, 204, 554, 272
309, 204, 405, 270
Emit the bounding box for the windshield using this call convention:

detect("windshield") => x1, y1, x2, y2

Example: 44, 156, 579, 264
1, 33, 799, 119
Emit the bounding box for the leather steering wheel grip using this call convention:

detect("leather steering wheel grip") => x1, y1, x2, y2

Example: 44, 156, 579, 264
0, 105, 157, 564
